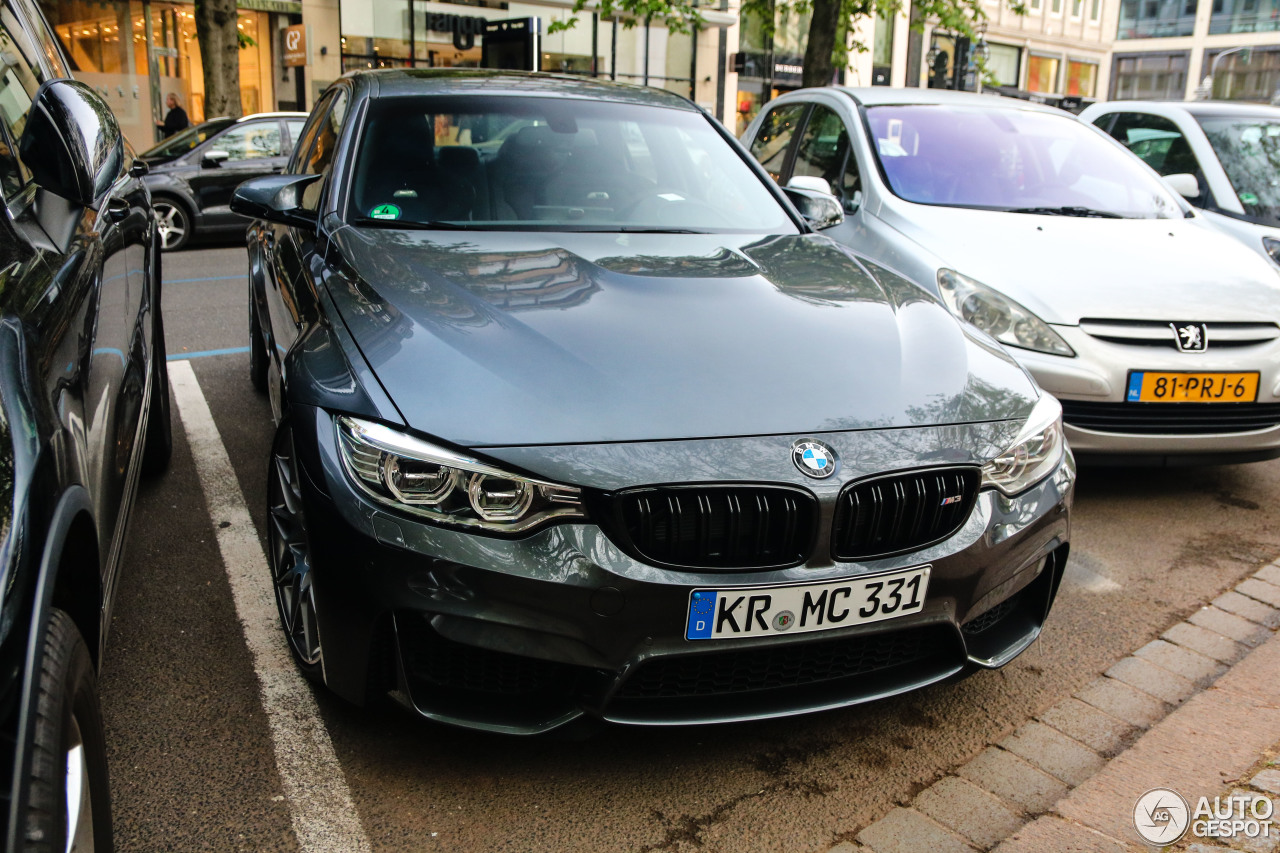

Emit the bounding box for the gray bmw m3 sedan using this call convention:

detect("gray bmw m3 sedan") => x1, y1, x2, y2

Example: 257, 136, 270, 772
233, 69, 1074, 735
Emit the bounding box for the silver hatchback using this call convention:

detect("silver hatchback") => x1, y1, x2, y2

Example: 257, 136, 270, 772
743, 88, 1280, 465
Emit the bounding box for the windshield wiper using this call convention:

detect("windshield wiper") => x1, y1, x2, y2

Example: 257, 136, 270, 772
1005, 205, 1124, 219
351, 218, 473, 230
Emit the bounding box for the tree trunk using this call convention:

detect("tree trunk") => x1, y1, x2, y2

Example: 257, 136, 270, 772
802, 0, 842, 88
195, 0, 242, 119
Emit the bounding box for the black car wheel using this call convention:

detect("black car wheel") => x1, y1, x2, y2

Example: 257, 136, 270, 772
267, 422, 323, 680
23, 609, 113, 853
153, 199, 191, 252
249, 292, 267, 393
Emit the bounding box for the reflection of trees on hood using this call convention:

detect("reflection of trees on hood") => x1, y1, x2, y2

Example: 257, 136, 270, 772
592, 247, 759, 279
742, 235, 888, 305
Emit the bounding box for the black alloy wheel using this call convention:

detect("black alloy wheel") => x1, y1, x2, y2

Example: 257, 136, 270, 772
152, 200, 191, 252
23, 609, 113, 853
267, 423, 324, 680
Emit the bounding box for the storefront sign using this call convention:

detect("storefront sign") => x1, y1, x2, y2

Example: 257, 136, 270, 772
418, 11, 489, 51
238, 0, 302, 12
283, 23, 306, 67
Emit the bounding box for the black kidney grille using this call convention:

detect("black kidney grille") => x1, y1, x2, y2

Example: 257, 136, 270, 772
616, 486, 815, 570
1061, 401, 1280, 435
614, 626, 947, 700
833, 468, 980, 560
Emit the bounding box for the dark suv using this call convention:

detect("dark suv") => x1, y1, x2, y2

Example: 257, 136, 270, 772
0, 0, 168, 849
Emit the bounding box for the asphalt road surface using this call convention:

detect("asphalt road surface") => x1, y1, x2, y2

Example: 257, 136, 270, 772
102, 241, 1280, 852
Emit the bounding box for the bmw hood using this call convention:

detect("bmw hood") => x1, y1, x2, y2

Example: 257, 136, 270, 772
323, 228, 1036, 447
880, 205, 1280, 325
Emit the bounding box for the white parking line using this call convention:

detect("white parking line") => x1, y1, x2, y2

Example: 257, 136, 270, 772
169, 360, 373, 853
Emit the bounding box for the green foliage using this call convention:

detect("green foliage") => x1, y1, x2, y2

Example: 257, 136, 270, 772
238, 31, 256, 49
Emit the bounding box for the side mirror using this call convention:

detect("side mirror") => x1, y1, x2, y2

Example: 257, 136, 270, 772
784, 183, 844, 230
787, 175, 834, 195
231, 173, 322, 229
1164, 172, 1200, 200
201, 150, 230, 168
18, 79, 123, 209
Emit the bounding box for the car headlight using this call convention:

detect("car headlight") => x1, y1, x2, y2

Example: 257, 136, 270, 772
336, 416, 585, 533
981, 394, 1065, 496
1263, 236, 1280, 268
937, 269, 1075, 357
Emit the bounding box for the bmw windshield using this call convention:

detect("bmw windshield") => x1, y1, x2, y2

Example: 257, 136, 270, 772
1197, 115, 1280, 225
348, 95, 799, 233
865, 104, 1184, 219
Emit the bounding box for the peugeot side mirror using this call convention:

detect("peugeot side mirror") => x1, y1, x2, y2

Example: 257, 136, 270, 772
784, 176, 844, 230
18, 79, 123, 209
231, 173, 322, 229
1164, 173, 1200, 199
201, 150, 230, 168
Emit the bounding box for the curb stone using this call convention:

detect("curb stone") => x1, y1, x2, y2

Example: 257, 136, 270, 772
832, 563, 1280, 853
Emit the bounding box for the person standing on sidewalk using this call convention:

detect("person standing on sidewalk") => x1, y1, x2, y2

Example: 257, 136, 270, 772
156, 93, 189, 138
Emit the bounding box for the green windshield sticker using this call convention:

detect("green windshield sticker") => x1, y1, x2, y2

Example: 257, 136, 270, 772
369, 203, 401, 220
1240, 192, 1260, 205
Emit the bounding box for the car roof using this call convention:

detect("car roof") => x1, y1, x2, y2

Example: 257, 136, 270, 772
345, 68, 698, 110
829, 86, 1068, 116
1098, 99, 1280, 119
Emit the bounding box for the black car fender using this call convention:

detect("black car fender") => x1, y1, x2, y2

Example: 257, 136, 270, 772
3, 483, 99, 853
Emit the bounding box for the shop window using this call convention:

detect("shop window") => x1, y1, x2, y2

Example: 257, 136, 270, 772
1067, 60, 1098, 96
1110, 52, 1187, 98
1027, 55, 1060, 93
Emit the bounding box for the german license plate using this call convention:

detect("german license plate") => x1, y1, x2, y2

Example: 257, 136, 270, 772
1126, 371, 1259, 403
685, 567, 930, 641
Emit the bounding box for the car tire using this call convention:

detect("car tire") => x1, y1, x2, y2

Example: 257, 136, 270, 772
267, 421, 324, 682
23, 609, 113, 853
249, 292, 267, 394
142, 248, 171, 477
153, 199, 191, 252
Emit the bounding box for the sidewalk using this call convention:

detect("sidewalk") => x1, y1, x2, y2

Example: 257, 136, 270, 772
828, 562, 1280, 853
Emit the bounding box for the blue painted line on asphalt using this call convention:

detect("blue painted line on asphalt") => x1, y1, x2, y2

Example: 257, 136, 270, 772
167, 346, 251, 361
166, 275, 245, 284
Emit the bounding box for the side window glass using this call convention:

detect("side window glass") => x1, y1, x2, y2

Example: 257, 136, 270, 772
792, 105, 861, 212
286, 120, 306, 151
300, 88, 348, 211
0, 6, 45, 200
749, 104, 807, 182
1107, 111, 1208, 206
287, 93, 334, 175
211, 122, 282, 161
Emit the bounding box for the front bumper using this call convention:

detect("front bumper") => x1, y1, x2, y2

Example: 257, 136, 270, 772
292, 406, 1074, 734
1019, 326, 1280, 464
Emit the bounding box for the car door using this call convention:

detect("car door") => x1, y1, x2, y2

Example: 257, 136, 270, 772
188, 119, 288, 228
1096, 111, 1213, 208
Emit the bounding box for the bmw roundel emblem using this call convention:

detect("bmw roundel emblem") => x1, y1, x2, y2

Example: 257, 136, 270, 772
792, 439, 838, 479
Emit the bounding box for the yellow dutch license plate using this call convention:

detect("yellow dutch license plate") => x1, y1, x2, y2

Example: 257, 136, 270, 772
1125, 371, 1260, 403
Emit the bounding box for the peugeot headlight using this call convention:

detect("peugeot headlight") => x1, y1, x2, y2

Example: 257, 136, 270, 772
937, 269, 1075, 357
1263, 236, 1280, 268
982, 394, 1065, 496
336, 416, 585, 533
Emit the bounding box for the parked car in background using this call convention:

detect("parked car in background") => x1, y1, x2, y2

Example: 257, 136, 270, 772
233, 70, 1073, 735
742, 87, 1280, 466
138, 111, 308, 250
0, 0, 169, 848
1080, 100, 1280, 269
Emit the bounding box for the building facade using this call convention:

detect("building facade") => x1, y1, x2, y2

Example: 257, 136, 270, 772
338, 0, 739, 120
1109, 0, 1280, 100
38, 0, 342, 151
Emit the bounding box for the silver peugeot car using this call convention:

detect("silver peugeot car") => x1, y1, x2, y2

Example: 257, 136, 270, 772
232, 70, 1073, 734
743, 87, 1280, 465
